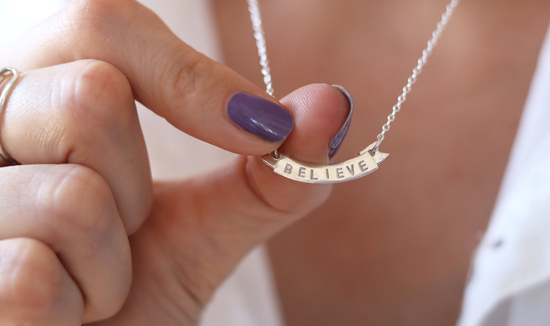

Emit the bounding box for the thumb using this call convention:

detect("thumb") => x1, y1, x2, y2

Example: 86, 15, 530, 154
151, 84, 352, 300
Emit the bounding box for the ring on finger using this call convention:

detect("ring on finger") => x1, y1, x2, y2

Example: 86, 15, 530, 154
0, 67, 21, 165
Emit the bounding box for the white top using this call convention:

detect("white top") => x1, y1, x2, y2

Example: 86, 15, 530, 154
2, 2, 550, 326
457, 22, 550, 326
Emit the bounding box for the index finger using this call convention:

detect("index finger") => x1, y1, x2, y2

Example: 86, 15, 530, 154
2, 0, 292, 155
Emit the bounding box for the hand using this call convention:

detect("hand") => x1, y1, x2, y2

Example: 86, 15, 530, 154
0, 0, 351, 324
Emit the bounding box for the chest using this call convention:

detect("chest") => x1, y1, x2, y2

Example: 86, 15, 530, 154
214, 0, 550, 324
215, 0, 547, 206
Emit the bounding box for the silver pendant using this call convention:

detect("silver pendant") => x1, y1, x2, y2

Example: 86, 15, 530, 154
260, 85, 389, 184
261, 142, 388, 184
249, 0, 461, 184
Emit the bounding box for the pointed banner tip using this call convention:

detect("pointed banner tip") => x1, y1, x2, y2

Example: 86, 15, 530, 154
359, 142, 389, 165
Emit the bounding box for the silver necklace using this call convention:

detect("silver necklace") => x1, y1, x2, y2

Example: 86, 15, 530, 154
248, 0, 461, 184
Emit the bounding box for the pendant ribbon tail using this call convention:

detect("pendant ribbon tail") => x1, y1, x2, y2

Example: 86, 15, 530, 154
359, 141, 389, 165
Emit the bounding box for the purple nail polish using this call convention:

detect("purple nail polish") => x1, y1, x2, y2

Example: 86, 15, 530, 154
228, 92, 294, 143
329, 85, 354, 159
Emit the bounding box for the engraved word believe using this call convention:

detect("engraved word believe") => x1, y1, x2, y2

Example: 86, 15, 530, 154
272, 150, 379, 184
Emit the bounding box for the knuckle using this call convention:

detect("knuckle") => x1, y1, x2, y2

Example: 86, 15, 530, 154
165, 53, 222, 111
37, 165, 117, 240
63, 60, 134, 126
0, 239, 64, 311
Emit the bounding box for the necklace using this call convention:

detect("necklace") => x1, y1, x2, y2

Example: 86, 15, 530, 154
247, 0, 461, 184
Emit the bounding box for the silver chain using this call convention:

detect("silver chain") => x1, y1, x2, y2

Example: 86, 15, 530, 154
247, 0, 274, 97
247, 0, 461, 152
372, 0, 460, 151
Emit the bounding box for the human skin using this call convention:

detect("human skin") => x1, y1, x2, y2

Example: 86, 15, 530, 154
213, 0, 550, 325
0, 0, 351, 324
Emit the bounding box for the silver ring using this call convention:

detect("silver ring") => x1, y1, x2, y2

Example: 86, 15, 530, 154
0, 67, 21, 165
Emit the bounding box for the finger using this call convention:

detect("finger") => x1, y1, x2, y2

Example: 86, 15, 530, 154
2, 0, 293, 155
3, 60, 152, 233
149, 84, 350, 302
0, 164, 132, 323
246, 84, 352, 211
0, 238, 83, 326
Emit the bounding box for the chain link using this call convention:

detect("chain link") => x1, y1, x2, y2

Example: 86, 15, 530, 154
247, 0, 461, 152
247, 0, 274, 97
372, 0, 461, 152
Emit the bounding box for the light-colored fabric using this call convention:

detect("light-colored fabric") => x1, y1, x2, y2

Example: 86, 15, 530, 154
200, 246, 284, 326
0, 0, 67, 45
457, 24, 550, 326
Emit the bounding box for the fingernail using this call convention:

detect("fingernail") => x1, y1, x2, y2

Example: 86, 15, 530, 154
328, 85, 354, 159
228, 92, 294, 143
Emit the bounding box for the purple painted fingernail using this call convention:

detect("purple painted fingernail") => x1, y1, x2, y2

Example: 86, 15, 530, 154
328, 85, 354, 159
228, 92, 294, 142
